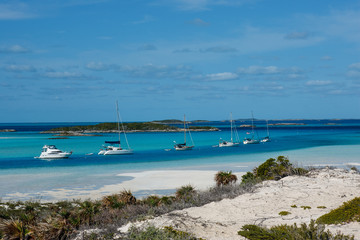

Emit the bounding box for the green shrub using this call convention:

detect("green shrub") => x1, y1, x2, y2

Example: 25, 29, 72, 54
238, 220, 354, 240
317, 197, 360, 224
291, 205, 297, 208
127, 225, 200, 240
176, 185, 196, 201
214, 171, 238, 186
252, 156, 308, 181
279, 211, 291, 216
317, 206, 327, 209
301, 206, 311, 210
241, 172, 258, 185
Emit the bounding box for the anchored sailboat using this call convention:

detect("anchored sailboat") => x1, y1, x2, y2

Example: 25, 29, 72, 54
98, 101, 133, 155
219, 112, 240, 147
243, 111, 260, 144
261, 120, 271, 142
174, 115, 194, 151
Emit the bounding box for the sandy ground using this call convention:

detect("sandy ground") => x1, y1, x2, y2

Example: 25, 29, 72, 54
4, 170, 242, 202
118, 168, 360, 239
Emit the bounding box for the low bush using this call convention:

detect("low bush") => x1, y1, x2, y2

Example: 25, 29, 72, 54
242, 156, 308, 184
214, 171, 238, 186
238, 220, 354, 240
317, 197, 360, 224
279, 211, 291, 216
301, 206, 311, 210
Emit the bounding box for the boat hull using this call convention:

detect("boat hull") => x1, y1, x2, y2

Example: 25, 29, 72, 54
98, 149, 133, 155
174, 145, 194, 151
243, 139, 260, 144
219, 141, 240, 147
38, 152, 72, 159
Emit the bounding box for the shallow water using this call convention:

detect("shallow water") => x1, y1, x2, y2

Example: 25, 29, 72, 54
1, 120, 360, 201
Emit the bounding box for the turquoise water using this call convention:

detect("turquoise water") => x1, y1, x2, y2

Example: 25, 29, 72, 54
1, 120, 360, 201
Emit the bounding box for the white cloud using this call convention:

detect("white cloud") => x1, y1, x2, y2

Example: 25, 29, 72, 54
42, 71, 93, 80
347, 63, 360, 78
349, 63, 360, 70
187, 18, 209, 26
0, 3, 36, 20
0, 45, 30, 53
306, 80, 332, 86
237, 66, 281, 74
285, 32, 310, 40
86, 62, 114, 71
138, 44, 157, 51
200, 46, 237, 53
3, 64, 36, 72
205, 72, 238, 81
321, 55, 332, 61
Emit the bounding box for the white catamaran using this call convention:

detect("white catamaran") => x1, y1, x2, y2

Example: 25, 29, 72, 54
243, 112, 260, 144
174, 115, 194, 151
219, 112, 240, 147
98, 101, 133, 155
261, 119, 271, 143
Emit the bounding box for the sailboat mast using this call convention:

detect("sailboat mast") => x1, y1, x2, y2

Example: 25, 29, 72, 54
266, 120, 269, 137
184, 114, 186, 145
230, 112, 233, 142
116, 101, 121, 148
251, 111, 255, 137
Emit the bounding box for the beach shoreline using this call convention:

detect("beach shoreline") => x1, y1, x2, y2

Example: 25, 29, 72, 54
118, 168, 360, 239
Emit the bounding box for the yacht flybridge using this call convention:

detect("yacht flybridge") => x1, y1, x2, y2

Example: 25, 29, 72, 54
36, 145, 72, 159
98, 101, 133, 155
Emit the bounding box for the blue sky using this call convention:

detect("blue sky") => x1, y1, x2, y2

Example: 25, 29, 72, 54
0, 0, 360, 122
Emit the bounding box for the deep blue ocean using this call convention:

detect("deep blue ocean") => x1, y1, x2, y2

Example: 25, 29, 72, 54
1, 119, 360, 201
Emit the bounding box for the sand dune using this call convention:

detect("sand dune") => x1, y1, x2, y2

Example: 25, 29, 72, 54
119, 168, 360, 239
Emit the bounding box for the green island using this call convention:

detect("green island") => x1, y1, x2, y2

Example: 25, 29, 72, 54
42, 121, 219, 135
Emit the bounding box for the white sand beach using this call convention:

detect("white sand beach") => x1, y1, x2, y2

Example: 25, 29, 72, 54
3, 170, 244, 202
119, 168, 360, 239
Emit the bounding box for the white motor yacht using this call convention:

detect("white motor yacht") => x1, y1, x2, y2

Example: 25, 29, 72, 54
36, 145, 72, 159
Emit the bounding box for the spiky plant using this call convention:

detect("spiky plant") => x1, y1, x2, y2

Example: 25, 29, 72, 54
0, 217, 33, 240
215, 171, 238, 187
77, 200, 100, 225
175, 185, 196, 201
118, 190, 137, 205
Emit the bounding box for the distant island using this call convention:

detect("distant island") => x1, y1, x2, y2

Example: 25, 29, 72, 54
42, 122, 219, 136
269, 123, 306, 126
0, 129, 16, 132
151, 119, 210, 124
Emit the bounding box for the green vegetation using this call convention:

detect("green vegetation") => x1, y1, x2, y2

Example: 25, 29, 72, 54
1, 156, 353, 239
317, 197, 360, 225
317, 206, 327, 209
291, 205, 297, 208
126, 225, 201, 240
189, 126, 216, 130
46, 122, 179, 132
241, 156, 308, 184
301, 206, 311, 210
279, 211, 291, 216
238, 220, 354, 240
45, 122, 218, 133
214, 171, 238, 187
